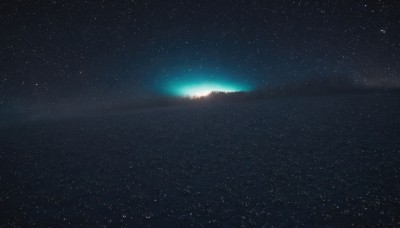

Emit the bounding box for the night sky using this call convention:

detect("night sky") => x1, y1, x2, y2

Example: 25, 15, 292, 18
1, 0, 400, 106
2, 1, 400, 226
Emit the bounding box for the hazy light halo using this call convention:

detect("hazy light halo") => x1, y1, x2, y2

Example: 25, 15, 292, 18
177, 82, 239, 97
159, 70, 252, 97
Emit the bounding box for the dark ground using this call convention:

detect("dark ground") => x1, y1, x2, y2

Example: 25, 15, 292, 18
1, 93, 400, 227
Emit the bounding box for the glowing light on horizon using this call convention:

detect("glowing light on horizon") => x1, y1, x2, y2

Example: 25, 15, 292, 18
176, 83, 240, 98
159, 71, 252, 97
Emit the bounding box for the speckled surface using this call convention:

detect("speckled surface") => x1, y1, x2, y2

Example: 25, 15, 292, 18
1, 94, 400, 226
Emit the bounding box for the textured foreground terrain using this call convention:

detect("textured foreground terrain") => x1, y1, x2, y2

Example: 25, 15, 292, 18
1, 93, 400, 226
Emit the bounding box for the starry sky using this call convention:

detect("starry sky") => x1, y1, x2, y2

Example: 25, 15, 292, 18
1, 0, 399, 107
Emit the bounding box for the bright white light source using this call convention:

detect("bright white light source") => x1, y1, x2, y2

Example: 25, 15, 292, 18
191, 89, 213, 97
179, 83, 236, 98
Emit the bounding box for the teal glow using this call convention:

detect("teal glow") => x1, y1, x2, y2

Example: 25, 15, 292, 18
156, 69, 253, 97
167, 79, 250, 97
176, 82, 240, 97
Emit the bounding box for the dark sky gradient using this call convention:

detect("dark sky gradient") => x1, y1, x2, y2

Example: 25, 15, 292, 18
1, 0, 400, 106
